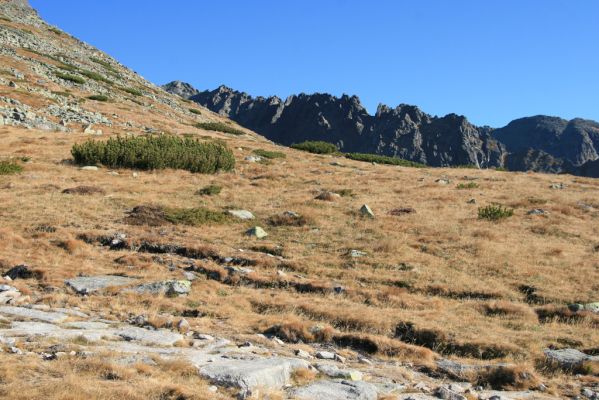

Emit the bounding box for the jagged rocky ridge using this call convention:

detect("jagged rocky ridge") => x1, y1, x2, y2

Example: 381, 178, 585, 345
164, 82, 599, 177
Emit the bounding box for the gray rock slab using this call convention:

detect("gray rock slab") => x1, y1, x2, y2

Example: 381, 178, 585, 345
544, 348, 598, 369
63, 321, 110, 330
65, 275, 137, 294
116, 326, 184, 346
132, 280, 191, 296
2, 321, 117, 342
228, 210, 255, 220
0, 305, 68, 323
477, 391, 558, 399
200, 356, 309, 396
289, 380, 378, 400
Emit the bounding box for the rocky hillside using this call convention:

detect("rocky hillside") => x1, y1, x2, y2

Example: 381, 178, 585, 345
165, 83, 599, 177
1, 1, 598, 399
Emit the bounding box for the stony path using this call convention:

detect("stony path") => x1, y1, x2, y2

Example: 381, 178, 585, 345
0, 304, 561, 400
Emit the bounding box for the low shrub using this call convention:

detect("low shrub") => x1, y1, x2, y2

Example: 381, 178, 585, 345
291, 140, 338, 154
48, 27, 62, 35
196, 184, 222, 196
79, 69, 112, 84
253, 149, 286, 159
55, 72, 85, 84
87, 94, 109, 102
71, 135, 235, 173
478, 204, 514, 221
122, 87, 142, 96
345, 152, 426, 167
194, 122, 244, 135
0, 160, 23, 175
267, 212, 309, 227
456, 182, 479, 189
90, 57, 118, 73
189, 108, 202, 115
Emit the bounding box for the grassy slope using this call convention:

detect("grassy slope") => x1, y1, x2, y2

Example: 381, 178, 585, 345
0, 3, 598, 397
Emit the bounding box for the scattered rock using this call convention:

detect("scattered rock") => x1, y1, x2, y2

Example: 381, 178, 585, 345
568, 302, 599, 313
289, 380, 378, 400
65, 275, 137, 295
315, 351, 336, 360
467, 198, 476, 204
315, 191, 341, 201
549, 183, 566, 189
315, 363, 363, 380
116, 326, 184, 346
435, 386, 467, 400
527, 209, 548, 216
245, 226, 268, 239
228, 210, 255, 220
0, 306, 68, 323
544, 348, 598, 370
199, 356, 310, 398
244, 155, 262, 162
132, 280, 191, 296
4, 264, 42, 280
360, 204, 375, 218
348, 249, 367, 258
436, 178, 451, 185
79, 166, 99, 171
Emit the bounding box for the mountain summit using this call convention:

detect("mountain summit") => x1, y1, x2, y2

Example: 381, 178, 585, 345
164, 82, 599, 177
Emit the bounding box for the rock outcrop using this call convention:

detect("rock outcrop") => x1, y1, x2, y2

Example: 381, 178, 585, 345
163, 82, 599, 177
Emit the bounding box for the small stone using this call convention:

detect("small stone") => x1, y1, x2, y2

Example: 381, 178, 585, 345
228, 210, 255, 220
435, 386, 467, 400
315, 191, 341, 201
208, 386, 218, 393
360, 204, 375, 218
272, 337, 285, 345
193, 333, 214, 341
549, 183, 567, 189
246, 226, 268, 239
467, 198, 476, 204
294, 349, 311, 358
358, 357, 372, 365
177, 318, 190, 332
527, 208, 548, 215
80, 166, 99, 171
315, 351, 336, 360
334, 353, 346, 363
436, 178, 450, 184
349, 249, 367, 258
245, 155, 262, 162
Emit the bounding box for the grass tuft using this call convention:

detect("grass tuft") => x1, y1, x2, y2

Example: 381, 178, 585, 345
478, 204, 514, 221
0, 160, 23, 175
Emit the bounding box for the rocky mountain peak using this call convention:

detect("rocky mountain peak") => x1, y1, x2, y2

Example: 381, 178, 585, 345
161, 81, 199, 99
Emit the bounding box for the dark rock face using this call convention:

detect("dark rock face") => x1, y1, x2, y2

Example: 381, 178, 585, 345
493, 116, 599, 167
161, 81, 199, 100
163, 82, 599, 177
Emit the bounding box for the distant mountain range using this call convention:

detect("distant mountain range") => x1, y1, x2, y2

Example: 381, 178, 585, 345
163, 81, 599, 177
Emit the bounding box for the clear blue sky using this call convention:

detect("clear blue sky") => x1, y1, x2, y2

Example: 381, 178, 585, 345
31, 0, 599, 127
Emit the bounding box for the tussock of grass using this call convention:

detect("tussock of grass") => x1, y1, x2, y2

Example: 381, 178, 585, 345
253, 149, 286, 159
291, 140, 338, 154
194, 122, 244, 135
196, 184, 221, 196
80, 69, 112, 84
87, 94, 109, 102
345, 152, 426, 167
478, 204, 514, 221
121, 87, 142, 96
188, 108, 202, 115
71, 135, 235, 173
54, 72, 84, 84
457, 182, 479, 189
0, 160, 23, 175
